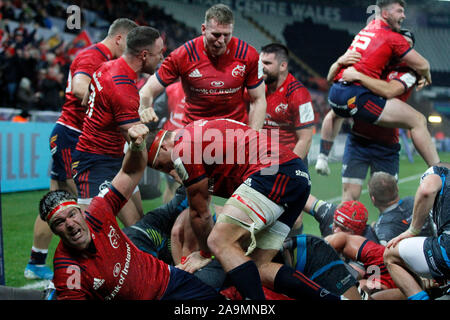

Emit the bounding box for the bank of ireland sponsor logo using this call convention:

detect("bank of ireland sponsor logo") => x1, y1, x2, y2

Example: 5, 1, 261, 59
211, 81, 224, 88
113, 263, 121, 277
105, 243, 132, 300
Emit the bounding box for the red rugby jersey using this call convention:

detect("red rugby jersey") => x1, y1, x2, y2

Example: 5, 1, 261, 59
53, 186, 171, 300
57, 43, 112, 132
76, 57, 141, 157
357, 239, 396, 289
351, 64, 416, 145
335, 19, 411, 81
156, 36, 263, 125
263, 73, 315, 150
162, 81, 186, 131
172, 119, 298, 198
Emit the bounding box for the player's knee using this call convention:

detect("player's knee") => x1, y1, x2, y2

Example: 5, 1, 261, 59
383, 246, 398, 268
207, 224, 232, 256
170, 222, 183, 244
411, 110, 427, 129
207, 229, 222, 256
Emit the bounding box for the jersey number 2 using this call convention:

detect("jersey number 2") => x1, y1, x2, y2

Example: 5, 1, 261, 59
350, 31, 375, 51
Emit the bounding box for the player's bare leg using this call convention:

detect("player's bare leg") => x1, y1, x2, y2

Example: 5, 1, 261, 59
342, 182, 363, 202
376, 98, 440, 167
207, 204, 266, 299
316, 110, 345, 175
384, 244, 426, 298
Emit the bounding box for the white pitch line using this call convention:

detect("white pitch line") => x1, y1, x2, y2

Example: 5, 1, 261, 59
324, 173, 422, 203
20, 280, 50, 290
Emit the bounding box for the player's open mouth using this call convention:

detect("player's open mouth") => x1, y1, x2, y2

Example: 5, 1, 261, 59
71, 229, 82, 241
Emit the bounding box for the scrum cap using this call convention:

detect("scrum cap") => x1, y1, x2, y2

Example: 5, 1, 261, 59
334, 201, 368, 235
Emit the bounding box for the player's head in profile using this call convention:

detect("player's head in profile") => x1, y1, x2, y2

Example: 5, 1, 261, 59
333, 200, 369, 235
39, 190, 91, 250
202, 3, 234, 57
125, 26, 165, 75
106, 18, 139, 58
367, 171, 399, 208
146, 128, 174, 173
376, 0, 406, 32
260, 43, 289, 85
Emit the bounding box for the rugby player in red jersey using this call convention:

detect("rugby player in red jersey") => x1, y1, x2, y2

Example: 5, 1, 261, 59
326, 0, 439, 168
161, 81, 187, 131
325, 232, 404, 299
25, 19, 138, 281
145, 118, 344, 300
259, 43, 315, 235
317, 26, 438, 200
139, 3, 266, 130
72, 27, 164, 227
259, 43, 315, 162
39, 124, 222, 300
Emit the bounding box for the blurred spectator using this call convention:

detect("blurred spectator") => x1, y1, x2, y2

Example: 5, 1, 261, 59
36, 66, 64, 111
2, 46, 20, 106
16, 77, 37, 110
0, 1, 16, 21
12, 109, 31, 122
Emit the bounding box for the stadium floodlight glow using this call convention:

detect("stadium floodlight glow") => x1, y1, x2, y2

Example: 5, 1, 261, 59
428, 115, 442, 123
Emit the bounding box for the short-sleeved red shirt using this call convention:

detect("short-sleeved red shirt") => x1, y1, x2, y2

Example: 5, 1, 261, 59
263, 73, 315, 150
57, 43, 112, 132
76, 57, 140, 157
157, 36, 263, 125
172, 119, 298, 198
335, 19, 411, 81
53, 186, 171, 300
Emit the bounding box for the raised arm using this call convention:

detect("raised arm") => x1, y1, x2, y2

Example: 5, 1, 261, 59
401, 49, 431, 86
139, 74, 165, 123
111, 124, 149, 201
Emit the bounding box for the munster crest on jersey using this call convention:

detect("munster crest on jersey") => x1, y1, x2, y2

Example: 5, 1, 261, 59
232, 64, 246, 78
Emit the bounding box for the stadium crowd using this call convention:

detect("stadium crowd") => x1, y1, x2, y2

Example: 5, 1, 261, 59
0, 0, 448, 302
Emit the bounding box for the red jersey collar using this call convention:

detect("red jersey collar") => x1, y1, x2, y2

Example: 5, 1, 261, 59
95, 42, 113, 60
117, 56, 138, 80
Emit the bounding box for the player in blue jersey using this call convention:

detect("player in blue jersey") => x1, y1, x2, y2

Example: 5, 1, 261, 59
384, 163, 450, 300
368, 172, 435, 245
